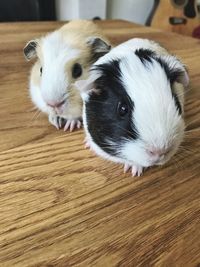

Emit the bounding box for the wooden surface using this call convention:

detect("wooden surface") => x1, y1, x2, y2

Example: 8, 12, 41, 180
0, 20, 200, 267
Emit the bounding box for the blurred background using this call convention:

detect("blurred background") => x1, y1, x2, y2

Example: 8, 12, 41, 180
0, 0, 199, 38
0, 0, 153, 24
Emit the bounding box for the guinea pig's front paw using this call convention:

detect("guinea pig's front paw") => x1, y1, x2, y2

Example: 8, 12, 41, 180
83, 137, 97, 155
123, 163, 143, 177
83, 137, 91, 149
63, 119, 82, 132
49, 114, 61, 130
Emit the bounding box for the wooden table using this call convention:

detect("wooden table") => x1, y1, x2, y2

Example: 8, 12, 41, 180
0, 20, 199, 267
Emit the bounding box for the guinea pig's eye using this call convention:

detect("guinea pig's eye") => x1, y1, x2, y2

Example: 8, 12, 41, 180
40, 67, 43, 76
117, 102, 128, 117
72, 63, 82, 79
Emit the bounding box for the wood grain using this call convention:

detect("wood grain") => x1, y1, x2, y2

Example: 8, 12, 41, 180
0, 20, 200, 267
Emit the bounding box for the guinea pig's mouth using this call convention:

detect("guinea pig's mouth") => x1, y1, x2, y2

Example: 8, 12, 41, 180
152, 149, 176, 166
154, 158, 166, 166
51, 100, 67, 115
145, 147, 176, 167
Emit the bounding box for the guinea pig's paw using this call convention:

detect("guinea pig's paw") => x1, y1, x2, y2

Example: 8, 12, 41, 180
83, 138, 98, 155
48, 114, 60, 130
63, 119, 82, 132
131, 165, 143, 177
83, 137, 90, 149
85, 141, 91, 149
123, 163, 143, 177
57, 117, 66, 129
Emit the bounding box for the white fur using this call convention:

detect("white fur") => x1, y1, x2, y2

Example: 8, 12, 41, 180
119, 54, 184, 166
30, 83, 49, 114
40, 32, 79, 106
79, 38, 187, 173
30, 31, 80, 119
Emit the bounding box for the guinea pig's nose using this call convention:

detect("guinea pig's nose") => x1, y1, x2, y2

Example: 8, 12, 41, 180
146, 147, 167, 158
46, 100, 65, 108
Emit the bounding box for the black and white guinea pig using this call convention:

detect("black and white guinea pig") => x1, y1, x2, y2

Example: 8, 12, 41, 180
75, 38, 189, 176
24, 20, 111, 131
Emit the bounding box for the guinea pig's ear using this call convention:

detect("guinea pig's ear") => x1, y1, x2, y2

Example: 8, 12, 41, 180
87, 37, 111, 62
23, 40, 38, 61
161, 55, 189, 87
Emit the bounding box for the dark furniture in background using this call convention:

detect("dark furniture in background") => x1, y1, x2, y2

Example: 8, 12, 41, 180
0, 0, 56, 22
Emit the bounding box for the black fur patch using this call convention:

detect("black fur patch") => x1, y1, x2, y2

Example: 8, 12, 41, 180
172, 92, 182, 115
86, 59, 139, 156
155, 57, 184, 86
135, 48, 183, 115
135, 48, 156, 64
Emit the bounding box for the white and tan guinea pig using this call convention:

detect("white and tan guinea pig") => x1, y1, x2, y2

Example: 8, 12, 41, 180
75, 38, 189, 176
24, 20, 111, 131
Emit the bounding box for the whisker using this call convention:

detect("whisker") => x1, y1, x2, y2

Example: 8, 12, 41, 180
35, 110, 42, 121
27, 109, 42, 127
185, 119, 200, 128
179, 145, 196, 152
113, 123, 136, 137
172, 157, 182, 172
178, 147, 194, 156
31, 109, 41, 121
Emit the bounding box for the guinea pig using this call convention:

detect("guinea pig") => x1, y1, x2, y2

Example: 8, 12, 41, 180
24, 20, 111, 131
75, 38, 189, 176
